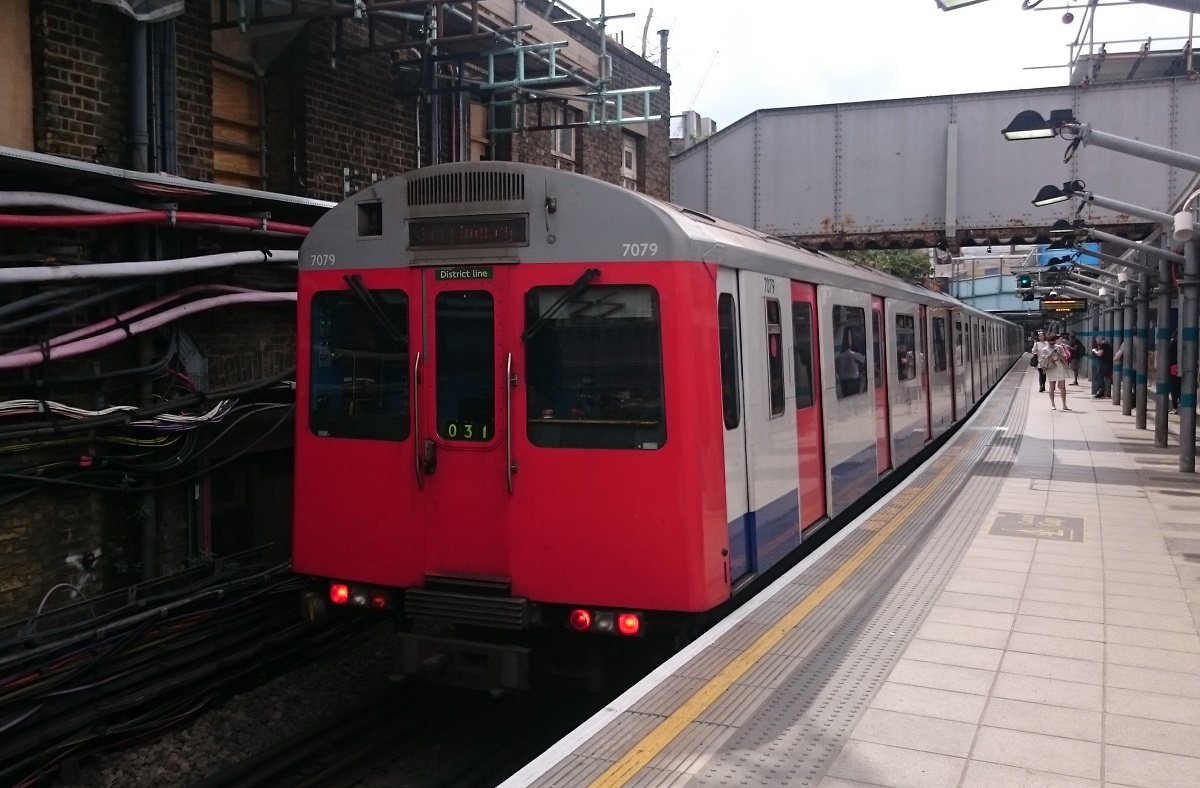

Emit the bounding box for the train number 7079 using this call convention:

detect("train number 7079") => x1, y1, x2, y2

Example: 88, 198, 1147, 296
622, 243, 659, 257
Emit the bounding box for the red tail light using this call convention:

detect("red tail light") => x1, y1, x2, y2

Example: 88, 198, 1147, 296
369, 590, 389, 609
617, 613, 641, 636
568, 609, 592, 631
330, 583, 350, 605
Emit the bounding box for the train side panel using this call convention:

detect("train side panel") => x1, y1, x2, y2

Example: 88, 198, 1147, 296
820, 286, 877, 516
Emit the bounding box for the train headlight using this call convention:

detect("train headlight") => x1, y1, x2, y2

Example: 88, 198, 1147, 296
350, 587, 370, 607
593, 612, 616, 633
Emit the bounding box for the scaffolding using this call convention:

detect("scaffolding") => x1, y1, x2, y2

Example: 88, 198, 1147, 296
211, 0, 663, 139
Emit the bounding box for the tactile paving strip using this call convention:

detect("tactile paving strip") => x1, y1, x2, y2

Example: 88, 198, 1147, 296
686, 370, 1029, 788
529, 365, 1032, 788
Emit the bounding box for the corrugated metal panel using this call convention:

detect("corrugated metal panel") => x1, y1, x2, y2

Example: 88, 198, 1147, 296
673, 78, 1200, 246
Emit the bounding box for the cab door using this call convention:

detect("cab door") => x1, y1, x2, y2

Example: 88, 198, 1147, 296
414, 265, 514, 580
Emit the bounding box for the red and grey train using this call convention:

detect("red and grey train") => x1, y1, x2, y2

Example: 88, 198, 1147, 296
293, 162, 1021, 689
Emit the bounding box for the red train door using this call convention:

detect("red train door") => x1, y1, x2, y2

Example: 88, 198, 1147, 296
414, 265, 514, 580
872, 297, 892, 474
792, 283, 826, 529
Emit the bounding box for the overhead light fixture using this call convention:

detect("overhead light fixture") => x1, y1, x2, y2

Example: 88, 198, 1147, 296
1032, 180, 1086, 207
1001, 109, 1077, 141
1048, 218, 1075, 237
934, 0, 992, 9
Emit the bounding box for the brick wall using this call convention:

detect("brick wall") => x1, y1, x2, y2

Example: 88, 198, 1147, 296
299, 21, 420, 202
174, 2, 214, 181
30, 0, 130, 166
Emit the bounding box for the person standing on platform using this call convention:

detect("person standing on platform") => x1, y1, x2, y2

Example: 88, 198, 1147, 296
1068, 333, 1086, 385
1041, 333, 1071, 410
1032, 330, 1050, 393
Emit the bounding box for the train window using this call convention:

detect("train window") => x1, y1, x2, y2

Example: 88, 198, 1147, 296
833, 305, 867, 399
524, 285, 665, 449
932, 317, 948, 372
436, 291, 495, 442
954, 321, 964, 367
792, 302, 815, 409
309, 290, 410, 441
718, 293, 740, 430
895, 314, 917, 381
766, 299, 785, 417
871, 309, 883, 390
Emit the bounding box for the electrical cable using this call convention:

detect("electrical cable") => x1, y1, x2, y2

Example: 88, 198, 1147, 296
0, 249, 297, 283
0, 283, 95, 320
0, 281, 150, 334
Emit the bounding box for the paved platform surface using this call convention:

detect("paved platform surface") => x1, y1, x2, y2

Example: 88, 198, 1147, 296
504, 361, 1200, 788
819, 371, 1200, 788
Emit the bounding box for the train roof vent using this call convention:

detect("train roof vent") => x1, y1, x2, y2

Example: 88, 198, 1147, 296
406, 171, 525, 206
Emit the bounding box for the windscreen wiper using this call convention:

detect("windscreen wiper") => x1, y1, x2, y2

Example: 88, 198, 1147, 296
521, 268, 600, 342
343, 274, 404, 342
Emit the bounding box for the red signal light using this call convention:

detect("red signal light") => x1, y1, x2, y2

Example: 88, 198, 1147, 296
330, 583, 350, 605
617, 613, 641, 636
568, 609, 592, 631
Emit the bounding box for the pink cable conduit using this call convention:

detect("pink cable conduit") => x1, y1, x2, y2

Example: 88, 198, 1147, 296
5, 285, 264, 356
0, 211, 310, 235
0, 292, 298, 371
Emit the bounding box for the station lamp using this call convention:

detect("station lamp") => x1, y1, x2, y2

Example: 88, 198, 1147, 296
934, 0, 992, 8
1001, 109, 1078, 141
1032, 180, 1086, 207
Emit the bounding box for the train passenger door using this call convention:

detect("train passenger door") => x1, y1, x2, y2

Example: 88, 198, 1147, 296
717, 270, 752, 586
414, 265, 513, 580
919, 305, 932, 440
737, 272, 801, 575
871, 297, 892, 474
793, 283, 826, 529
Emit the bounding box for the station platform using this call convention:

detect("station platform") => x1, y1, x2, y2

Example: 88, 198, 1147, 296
502, 359, 1200, 788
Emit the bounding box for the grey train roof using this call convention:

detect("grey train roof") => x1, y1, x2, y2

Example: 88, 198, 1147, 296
301, 162, 1011, 325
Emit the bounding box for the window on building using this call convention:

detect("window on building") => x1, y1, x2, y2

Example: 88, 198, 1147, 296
550, 104, 577, 171
718, 293, 740, 429
793, 302, 815, 409
469, 102, 489, 161
896, 314, 917, 381
833, 305, 867, 399
310, 290, 409, 441
212, 62, 264, 188
932, 317, 948, 372
525, 285, 665, 449
621, 133, 639, 190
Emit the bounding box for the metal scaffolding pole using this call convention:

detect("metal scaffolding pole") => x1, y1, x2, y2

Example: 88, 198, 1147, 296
1104, 293, 1115, 398
1136, 271, 1150, 429
1155, 257, 1172, 448
1181, 238, 1199, 473
1113, 289, 1125, 407
1122, 277, 1136, 416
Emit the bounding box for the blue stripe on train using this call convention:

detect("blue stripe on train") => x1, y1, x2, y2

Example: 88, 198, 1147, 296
726, 488, 800, 582
830, 443, 879, 517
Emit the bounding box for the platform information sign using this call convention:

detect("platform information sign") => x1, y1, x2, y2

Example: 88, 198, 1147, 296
1039, 298, 1086, 314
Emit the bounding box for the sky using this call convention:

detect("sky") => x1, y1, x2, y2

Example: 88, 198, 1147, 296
572, 0, 1193, 129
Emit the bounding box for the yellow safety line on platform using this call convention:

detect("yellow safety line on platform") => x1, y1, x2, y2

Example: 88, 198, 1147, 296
588, 439, 972, 787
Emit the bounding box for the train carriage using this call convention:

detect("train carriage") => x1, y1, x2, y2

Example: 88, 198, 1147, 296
294, 162, 1021, 690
